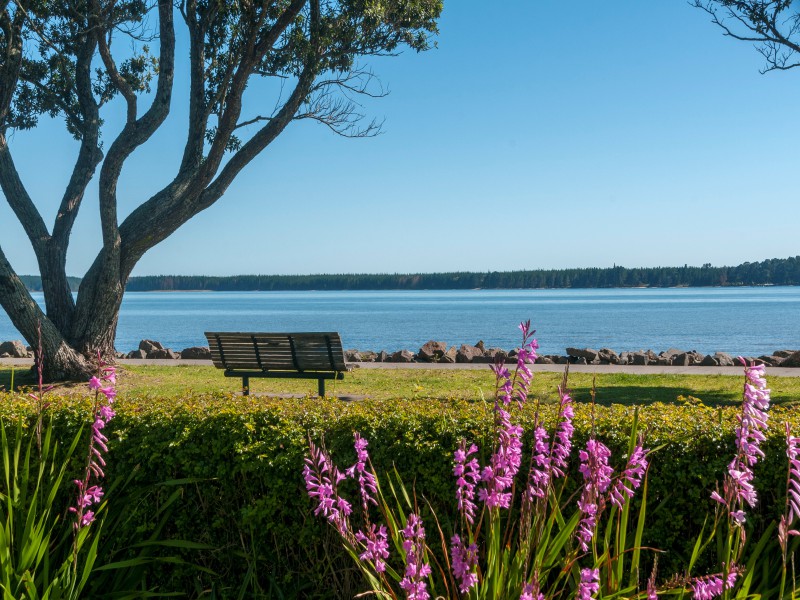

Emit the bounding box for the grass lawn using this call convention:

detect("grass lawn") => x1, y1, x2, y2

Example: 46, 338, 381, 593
2, 363, 799, 407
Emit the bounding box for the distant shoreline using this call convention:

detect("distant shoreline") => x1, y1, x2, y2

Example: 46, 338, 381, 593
18, 256, 800, 293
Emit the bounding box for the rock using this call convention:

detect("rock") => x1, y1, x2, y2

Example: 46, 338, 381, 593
376, 350, 389, 363
758, 355, 783, 367
774, 350, 796, 359
566, 347, 599, 362
149, 348, 180, 360
181, 346, 211, 360
700, 354, 719, 366
483, 347, 508, 362
554, 355, 570, 364
0, 353, 9, 358
345, 349, 362, 362
536, 355, 554, 364
0, 340, 28, 358
659, 348, 683, 362
572, 357, 588, 365
475, 340, 486, 352
671, 353, 690, 366
714, 352, 735, 367
359, 351, 377, 362
597, 348, 620, 364
126, 349, 147, 359
115, 352, 126, 359
389, 349, 414, 363
139, 339, 164, 354
441, 347, 457, 364
456, 344, 483, 363
418, 340, 447, 362
630, 351, 649, 366
781, 351, 800, 367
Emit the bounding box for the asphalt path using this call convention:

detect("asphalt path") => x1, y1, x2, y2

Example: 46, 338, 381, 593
2, 357, 800, 377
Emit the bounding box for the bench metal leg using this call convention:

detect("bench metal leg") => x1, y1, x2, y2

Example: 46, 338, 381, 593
243, 376, 249, 396
318, 377, 325, 398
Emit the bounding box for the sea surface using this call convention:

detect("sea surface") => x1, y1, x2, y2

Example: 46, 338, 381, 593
0, 287, 798, 356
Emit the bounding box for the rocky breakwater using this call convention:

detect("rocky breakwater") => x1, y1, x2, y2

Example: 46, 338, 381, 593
3, 338, 800, 368
345, 342, 800, 368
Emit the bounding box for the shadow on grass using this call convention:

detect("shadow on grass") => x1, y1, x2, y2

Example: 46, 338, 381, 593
0, 366, 37, 392
570, 385, 742, 407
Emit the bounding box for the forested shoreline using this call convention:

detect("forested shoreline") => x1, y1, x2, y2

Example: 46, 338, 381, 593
21, 256, 800, 292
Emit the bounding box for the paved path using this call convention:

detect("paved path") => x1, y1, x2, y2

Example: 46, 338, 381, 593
2, 357, 800, 377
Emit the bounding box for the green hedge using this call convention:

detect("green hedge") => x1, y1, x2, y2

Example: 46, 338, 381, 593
0, 391, 798, 598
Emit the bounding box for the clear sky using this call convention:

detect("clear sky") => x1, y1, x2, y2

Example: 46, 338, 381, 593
2, 0, 799, 277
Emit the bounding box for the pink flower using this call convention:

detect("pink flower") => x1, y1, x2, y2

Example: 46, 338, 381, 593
355, 524, 390, 573
450, 534, 478, 594
345, 432, 378, 513
550, 386, 574, 479
576, 439, 614, 551
691, 568, 739, 600
303, 442, 351, 536
578, 568, 600, 600
399, 514, 431, 600
454, 440, 480, 524
610, 442, 649, 509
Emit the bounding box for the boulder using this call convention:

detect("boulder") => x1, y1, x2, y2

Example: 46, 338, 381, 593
700, 354, 719, 366
572, 357, 588, 365
773, 350, 796, 359
126, 349, 147, 359
781, 351, 800, 367
671, 352, 691, 366
345, 349, 362, 362
535, 355, 554, 364
758, 355, 783, 367
566, 347, 599, 362
389, 349, 414, 363
483, 347, 508, 362
139, 339, 164, 354
554, 355, 570, 364
0, 340, 28, 358
376, 350, 389, 363
475, 340, 486, 352
659, 348, 684, 362
418, 340, 447, 362
149, 348, 180, 360
714, 352, 735, 367
597, 348, 620, 364
630, 351, 649, 366
0, 353, 9, 358
441, 347, 457, 364
181, 346, 211, 360
456, 344, 483, 363
359, 351, 377, 362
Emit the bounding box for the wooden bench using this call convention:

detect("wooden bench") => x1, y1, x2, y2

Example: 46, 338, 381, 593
205, 332, 349, 397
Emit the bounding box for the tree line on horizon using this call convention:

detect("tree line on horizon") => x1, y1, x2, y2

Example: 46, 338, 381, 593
21, 256, 800, 292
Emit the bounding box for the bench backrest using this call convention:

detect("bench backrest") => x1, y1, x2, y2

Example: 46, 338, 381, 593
204, 332, 347, 373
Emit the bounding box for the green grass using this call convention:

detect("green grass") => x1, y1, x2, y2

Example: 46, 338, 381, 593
2, 363, 800, 407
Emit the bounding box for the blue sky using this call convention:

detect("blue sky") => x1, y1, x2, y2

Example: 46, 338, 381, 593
2, 0, 799, 277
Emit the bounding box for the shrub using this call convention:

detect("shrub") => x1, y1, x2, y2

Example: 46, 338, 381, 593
1, 381, 797, 597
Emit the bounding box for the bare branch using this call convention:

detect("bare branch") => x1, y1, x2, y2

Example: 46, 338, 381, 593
693, 0, 800, 72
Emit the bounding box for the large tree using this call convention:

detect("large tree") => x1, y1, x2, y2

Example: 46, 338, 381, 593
0, 0, 441, 379
694, 0, 800, 72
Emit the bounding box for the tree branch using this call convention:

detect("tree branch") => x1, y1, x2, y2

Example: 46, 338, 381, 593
0, 132, 49, 252
96, 0, 175, 248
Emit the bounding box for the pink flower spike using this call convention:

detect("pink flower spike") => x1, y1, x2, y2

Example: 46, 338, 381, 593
88, 376, 102, 390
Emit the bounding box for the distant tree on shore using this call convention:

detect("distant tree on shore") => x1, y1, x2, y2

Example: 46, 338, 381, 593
0, 0, 442, 379
104, 256, 800, 291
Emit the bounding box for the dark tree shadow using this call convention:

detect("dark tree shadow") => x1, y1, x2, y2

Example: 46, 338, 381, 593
570, 385, 743, 407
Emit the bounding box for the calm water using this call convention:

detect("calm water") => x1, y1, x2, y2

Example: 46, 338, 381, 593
0, 287, 798, 356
